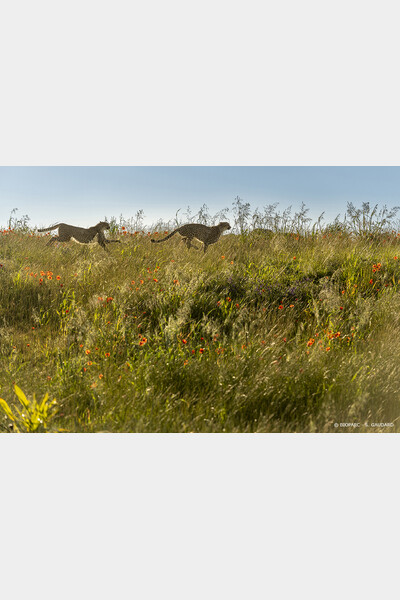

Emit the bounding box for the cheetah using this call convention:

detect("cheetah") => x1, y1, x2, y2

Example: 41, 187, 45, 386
37, 221, 121, 251
151, 222, 231, 254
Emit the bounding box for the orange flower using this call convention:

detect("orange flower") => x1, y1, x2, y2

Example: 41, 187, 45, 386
307, 338, 315, 347
289, 304, 294, 308
221, 255, 225, 259
153, 278, 158, 282
235, 303, 239, 308
182, 339, 187, 344
105, 352, 110, 357
47, 275, 52, 280
199, 348, 205, 353
56, 275, 61, 280
278, 305, 283, 310
99, 374, 104, 379
85, 349, 91, 355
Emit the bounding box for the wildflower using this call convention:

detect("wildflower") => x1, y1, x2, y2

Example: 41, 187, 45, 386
99, 374, 104, 379
339, 306, 343, 310
47, 275, 52, 280
227, 297, 231, 302
85, 349, 91, 355
394, 256, 398, 260
56, 275, 61, 280
307, 338, 315, 347
65, 309, 69, 314
105, 352, 110, 357
199, 348, 205, 353
183, 360, 188, 366
217, 301, 221, 306
293, 256, 296, 260
278, 305, 283, 310
235, 303, 239, 308
106, 297, 113, 303
289, 304, 294, 308
90, 382, 97, 388
79, 344, 83, 348
173, 279, 179, 285
369, 279, 373, 284
192, 349, 195, 354
153, 278, 158, 282
326, 347, 331, 352
182, 339, 187, 344
87, 361, 93, 366
283, 337, 287, 342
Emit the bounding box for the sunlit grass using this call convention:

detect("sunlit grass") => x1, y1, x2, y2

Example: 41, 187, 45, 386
1, 225, 400, 432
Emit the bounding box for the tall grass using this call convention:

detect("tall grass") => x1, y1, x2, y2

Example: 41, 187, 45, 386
1, 202, 400, 432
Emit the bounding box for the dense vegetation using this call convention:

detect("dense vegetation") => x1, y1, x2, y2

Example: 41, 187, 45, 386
0, 201, 399, 432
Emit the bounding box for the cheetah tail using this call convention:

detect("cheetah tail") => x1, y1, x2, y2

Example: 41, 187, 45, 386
37, 224, 61, 232
150, 229, 178, 243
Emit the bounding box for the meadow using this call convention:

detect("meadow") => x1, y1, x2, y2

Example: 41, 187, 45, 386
1, 202, 400, 433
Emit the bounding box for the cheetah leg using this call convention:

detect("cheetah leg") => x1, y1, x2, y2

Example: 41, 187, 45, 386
46, 235, 67, 246
183, 237, 199, 250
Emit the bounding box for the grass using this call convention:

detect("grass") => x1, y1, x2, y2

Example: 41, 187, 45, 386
1, 225, 400, 432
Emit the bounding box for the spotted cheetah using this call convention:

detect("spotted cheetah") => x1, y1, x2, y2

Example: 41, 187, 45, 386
151, 222, 231, 253
37, 221, 120, 251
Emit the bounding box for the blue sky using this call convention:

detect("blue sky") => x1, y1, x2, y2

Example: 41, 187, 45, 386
1, 167, 400, 229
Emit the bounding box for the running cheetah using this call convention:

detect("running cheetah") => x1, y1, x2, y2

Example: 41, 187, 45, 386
37, 221, 120, 251
151, 222, 231, 253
